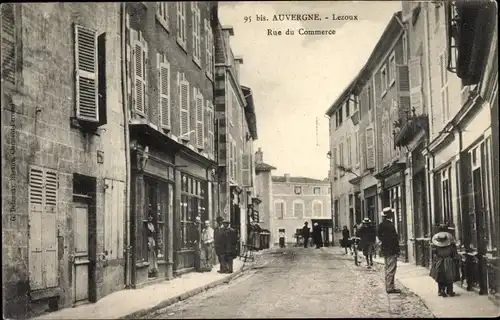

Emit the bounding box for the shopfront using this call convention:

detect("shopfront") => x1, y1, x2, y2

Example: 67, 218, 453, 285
363, 185, 378, 225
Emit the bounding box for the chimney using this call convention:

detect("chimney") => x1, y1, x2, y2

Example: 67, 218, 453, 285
234, 56, 243, 83
284, 173, 290, 182
255, 147, 263, 164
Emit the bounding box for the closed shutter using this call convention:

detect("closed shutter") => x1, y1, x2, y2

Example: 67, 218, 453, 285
158, 54, 171, 129
1, 4, 15, 84
228, 137, 233, 178
275, 202, 283, 219
179, 73, 190, 139
355, 131, 359, 165
347, 136, 352, 167
204, 19, 213, 76
132, 32, 148, 115
366, 127, 375, 169
29, 167, 59, 290
207, 101, 214, 156
382, 118, 389, 165
359, 131, 365, 171
397, 65, 411, 119
332, 147, 338, 179
176, 2, 186, 44
74, 24, 99, 122
409, 57, 422, 114
104, 179, 125, 260
196, 90, 204, 149
242, 153, 250, 186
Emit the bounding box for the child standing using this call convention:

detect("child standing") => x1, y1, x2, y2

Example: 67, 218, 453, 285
430, 225, 460, 297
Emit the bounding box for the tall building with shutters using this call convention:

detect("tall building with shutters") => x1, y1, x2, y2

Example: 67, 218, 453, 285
124, 1, 218, 287
213, 22, 259, 250
412, 0, 498, 300
1, 3, 127, 317
326, 12, 408, 257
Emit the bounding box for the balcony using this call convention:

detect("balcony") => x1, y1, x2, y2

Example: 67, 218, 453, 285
393, 108, 429, 149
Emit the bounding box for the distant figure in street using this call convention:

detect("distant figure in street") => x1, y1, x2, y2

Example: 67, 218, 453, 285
193, 216, 203, 272
302, 222, 310, 248
279, 230, 286, 248
201, 220, 214, 272
222, 219, 238, 273
377, 207, 401, 294
358, 218, 376, 268
214, 216, 226, 273
312, 223, 323, 249
430, 224, 460, 297
341, 226, 352, 255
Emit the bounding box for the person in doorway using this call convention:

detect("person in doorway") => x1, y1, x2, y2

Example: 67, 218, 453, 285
312, 223, 323, 249
201, 220, 215, 272
302, 222, 311, 248
430, 224, 460, 297
214, 216, 226, 273
279, 230, 286, 248
377, 207, 401, 294
147, 210, 158, 277
341, 226, 352, 255
358, 218, 377, 268
193, 216, 203, 272
222, 219, 238, 273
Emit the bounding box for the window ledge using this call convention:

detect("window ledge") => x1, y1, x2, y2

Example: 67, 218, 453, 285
193, 57, 202, 70
30, 287, 62, 301
156, 16, 170, 33
136, 260, 150, 268
177, 38, 188, 54
381, 90, 388, 99
206, 71, 213, 82
70, 117, 102, 136
390, 79, 395, 88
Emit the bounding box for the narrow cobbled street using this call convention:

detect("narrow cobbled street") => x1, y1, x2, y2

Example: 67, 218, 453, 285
142, 248, 434, 319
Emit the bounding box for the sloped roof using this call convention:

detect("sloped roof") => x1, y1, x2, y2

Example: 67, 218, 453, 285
272, 176, 329, 184
255, 162, 277, 172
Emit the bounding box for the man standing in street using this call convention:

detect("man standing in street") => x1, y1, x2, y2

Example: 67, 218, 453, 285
201, 220, 214, 272
302, 222, 310, 248
214, 216, 226, 273
377, 207, 401, 294
358, 218, 376, 268
222, 219, 238, 273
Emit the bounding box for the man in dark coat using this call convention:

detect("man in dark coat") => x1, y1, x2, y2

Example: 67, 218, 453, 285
222, 219, 238, 273
358, 218, 376, 268
302, 222, 310, 248
377, 207, 401, 294
214, 216, 226, 273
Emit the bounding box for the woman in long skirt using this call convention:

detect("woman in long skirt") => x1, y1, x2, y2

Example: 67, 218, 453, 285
341, 226, 352, 255
430, 226, 460, 297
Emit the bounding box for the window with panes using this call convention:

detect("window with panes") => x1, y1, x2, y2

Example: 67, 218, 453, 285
433, 166, 453, 226
440, 52, 450, 122
180, 173, 207, 249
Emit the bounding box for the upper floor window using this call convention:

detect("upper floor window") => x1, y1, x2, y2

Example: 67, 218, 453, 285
193, 87, 205, 149
312, 200, 323, 217
389, 52, 396, 86
313, 187, 321, 195
439, 52, 450, 123
380, 65, 388, 95
191, 2, 201, 66
402, 32, 408, 64
294, 186, 302, 195
339, 105, 343, 124
274, 200, 285, 219
158, 53, 171, 129
347, 136, 352, 167
204, 19, 214, 79
156, 2, 169, 31
176, 2, 187, 50
293, 200, 304, 218
434, 3, 440, 26
345, 101, 350, 118
177, 72, 190, 140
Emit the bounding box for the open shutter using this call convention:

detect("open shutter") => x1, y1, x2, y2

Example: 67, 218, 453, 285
206, 101, 214, 156
397, 65, 411, 119
366, 127, 375, 169
158, 54, 171, 129
196, 91, 204, 149
1, 4, 15, 84
242, 153, 250, 186
133, 38, 145, 114
29, 167, 58, 290
355, 130, 359, 166
74, 24, 98, 122
332, 147, 338, 179
409, 57, 423, 114
179, 74, 189, 140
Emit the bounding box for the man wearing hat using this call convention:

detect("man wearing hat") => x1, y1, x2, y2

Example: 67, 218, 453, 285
358, 217, 376, 268
430, 224, 460, 297
221, 219, 238, 273
377, 207, 401, 294
214, 216, 227, 273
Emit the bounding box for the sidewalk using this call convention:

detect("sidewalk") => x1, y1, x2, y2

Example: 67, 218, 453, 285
324, 246, 499, 318
31, 260, 244, 320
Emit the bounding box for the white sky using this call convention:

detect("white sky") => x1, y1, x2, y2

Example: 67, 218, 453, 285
219, 1, 402, 180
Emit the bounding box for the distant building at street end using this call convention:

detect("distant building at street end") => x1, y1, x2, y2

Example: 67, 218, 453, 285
254, 148, 277, 238
271, 174, 331, 246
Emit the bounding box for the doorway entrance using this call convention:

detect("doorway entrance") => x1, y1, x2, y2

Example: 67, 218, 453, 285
72, 199, 91, 304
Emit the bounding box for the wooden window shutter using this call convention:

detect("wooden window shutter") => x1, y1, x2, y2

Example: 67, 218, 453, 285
332, 147, 338, 179
242, 152, 250, 186
179, 74, 190, 139
74, 24, 99, 122
409, 57, 423, 114
133, 36, 148, 115
158, 54, 171, 129
177, 2, 186, 44
29, 167, 58, 290
196, 91, 204, 149
206, 101, 214, 156
104, 179, 125, 260
1, 4, 16, 84
366, 127, 375, 169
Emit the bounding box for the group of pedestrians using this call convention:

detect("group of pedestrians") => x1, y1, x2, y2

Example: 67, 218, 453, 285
339, 207, 461, 296
301, 221, 324, 249
193, 216, 238, 274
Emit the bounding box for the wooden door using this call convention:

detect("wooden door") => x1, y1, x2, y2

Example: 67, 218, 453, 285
73, 201, 90, 303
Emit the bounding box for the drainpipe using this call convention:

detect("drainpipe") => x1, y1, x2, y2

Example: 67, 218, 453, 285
120, 2, 132, 289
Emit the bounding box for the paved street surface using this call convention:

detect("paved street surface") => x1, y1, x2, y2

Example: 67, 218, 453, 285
142, 247, 434, 318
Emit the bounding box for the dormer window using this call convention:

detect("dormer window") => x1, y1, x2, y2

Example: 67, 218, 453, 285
294, 186, 302, 195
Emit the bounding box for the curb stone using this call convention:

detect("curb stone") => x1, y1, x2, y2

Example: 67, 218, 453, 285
120, 266, 246, 319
